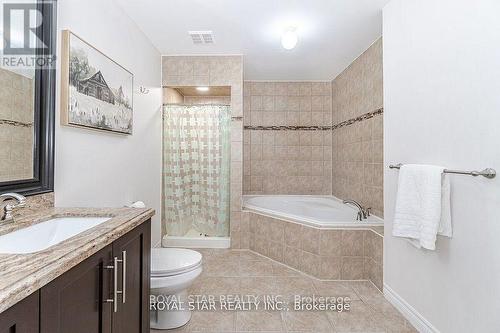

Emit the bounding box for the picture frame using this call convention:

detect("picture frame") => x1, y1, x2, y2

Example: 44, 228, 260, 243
60, 30, 134, 134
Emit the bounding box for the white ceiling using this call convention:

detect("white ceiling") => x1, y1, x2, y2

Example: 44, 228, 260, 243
115, 0, 389, 81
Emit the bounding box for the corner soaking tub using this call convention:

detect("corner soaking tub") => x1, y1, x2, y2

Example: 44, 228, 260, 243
242, 195, 383, 228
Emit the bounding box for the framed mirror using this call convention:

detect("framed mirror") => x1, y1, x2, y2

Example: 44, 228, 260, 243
0, 0, 56, 195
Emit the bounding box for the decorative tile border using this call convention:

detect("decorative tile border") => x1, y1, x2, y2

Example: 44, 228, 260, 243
0, 119, 33, 128
244, 108, 383, 131
244, 125, 332, 131
333, 107, 383, 130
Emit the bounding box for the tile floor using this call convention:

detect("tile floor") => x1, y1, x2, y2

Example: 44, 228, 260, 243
151, 249, 416, 333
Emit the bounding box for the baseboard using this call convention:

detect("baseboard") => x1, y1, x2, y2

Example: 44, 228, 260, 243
383, 284, 440, 333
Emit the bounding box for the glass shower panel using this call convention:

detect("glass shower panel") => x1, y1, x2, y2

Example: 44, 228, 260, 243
162, 104, 230, 237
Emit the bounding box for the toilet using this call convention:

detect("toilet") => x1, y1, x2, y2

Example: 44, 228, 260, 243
150, 248, 202, 330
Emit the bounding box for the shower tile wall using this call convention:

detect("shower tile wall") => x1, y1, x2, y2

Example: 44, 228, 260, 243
243, 81, 332, 194
163, 87, 231, 105
183, 96, 231, 105
163, 87, 184, 104
0, 68, 34, 182
331, 38, 384, 217
161, 55, 245, 248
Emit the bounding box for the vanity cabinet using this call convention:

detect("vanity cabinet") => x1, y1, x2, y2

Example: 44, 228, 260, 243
41, 219, 151, 333
41, 220, 151, 333
40, 244, 114, 333
0, 220, 151, 333
0, 291, 39, 333
111, 223, 151, 333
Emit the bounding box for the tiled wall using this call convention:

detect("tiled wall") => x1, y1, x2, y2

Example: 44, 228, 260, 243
243, 211, 383, 289
163, 87, 231, 105
183, 96, 231, 105
332, 38, 384, 216
161, 55, 244, 248
243, 82, 332, 194
161, 40, 383, 250
364, 228, 383, 290
0, 68, 34, 182
163, 87, 184, 104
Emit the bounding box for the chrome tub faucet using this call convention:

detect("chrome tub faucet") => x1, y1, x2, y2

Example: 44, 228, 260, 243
342, 199, 371, 221
0, 192, 27, 221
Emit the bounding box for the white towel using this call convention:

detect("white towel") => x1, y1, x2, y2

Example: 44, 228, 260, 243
392, 164, 452, 250
127, 201, 146, 208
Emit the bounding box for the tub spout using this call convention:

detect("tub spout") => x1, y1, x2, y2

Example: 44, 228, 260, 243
342, 199, 369, 221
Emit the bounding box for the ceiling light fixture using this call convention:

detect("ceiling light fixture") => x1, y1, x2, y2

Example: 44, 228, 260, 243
281, 27, 298, 50
196, 87, 210, 92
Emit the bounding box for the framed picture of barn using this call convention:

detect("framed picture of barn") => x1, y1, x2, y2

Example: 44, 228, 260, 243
60, 30, 134, 134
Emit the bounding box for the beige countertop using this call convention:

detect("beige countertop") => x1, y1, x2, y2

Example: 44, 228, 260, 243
0, 207, 155, 314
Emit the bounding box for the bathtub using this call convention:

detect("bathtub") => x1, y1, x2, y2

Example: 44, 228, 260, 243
242, 195, 383, 228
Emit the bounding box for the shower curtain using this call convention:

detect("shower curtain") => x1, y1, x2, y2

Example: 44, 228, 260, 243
162, 104, 231, 237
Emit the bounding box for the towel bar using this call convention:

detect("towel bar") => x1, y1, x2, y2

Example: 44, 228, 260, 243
389, 163, 496, 179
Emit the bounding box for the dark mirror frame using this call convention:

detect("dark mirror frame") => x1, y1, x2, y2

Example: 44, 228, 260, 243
0, 0, 57, 195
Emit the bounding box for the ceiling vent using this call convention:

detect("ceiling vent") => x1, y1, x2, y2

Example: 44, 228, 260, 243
188, 31, 215, 45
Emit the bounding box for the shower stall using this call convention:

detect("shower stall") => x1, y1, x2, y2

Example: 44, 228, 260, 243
161, 103, 231, 248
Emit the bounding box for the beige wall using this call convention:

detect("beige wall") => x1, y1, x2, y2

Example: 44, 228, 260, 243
243, 81, 332, 194
161, 55, 245, 248
332, 38, 384, 216
0, 68, 34, 182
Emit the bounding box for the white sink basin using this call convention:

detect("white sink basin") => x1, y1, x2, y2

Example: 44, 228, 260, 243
0, 217, 111, 254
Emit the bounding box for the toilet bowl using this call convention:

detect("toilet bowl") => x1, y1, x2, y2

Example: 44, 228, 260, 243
150, 248, 202, 330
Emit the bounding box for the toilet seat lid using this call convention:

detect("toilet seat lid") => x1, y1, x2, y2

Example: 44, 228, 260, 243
151, 248, 202, 277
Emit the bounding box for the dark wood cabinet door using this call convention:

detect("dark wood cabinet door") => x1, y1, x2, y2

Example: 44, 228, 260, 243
0, 291, 39, 333
40, 245, 114, 333
112, 220, 150, 333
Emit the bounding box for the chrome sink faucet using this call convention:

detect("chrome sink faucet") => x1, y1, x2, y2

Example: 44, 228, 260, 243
342, 199, 371, 221
0, 193, 27, 221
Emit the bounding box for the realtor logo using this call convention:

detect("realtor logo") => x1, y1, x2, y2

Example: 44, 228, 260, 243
2, 1, 55, 68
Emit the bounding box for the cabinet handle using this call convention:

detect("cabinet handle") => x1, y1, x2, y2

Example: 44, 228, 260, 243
104, 257, 119, 312
122, 250, 127, 304
104, 253, 126, 312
